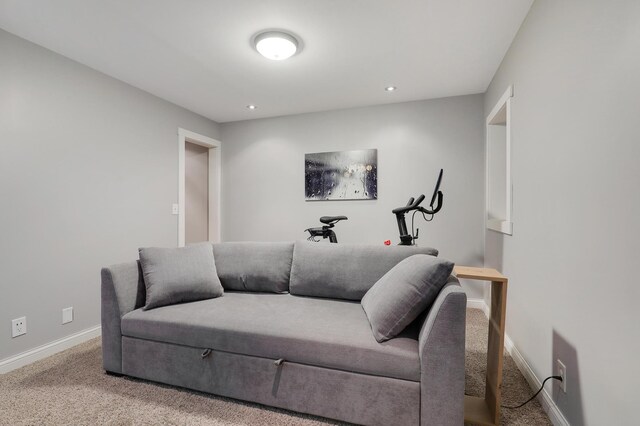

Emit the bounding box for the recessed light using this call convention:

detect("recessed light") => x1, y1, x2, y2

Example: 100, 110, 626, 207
385, 86, 397, 92
253, 30, 300, 61
246, 104, 257, 110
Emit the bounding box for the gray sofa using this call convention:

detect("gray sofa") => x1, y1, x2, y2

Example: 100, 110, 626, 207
101, 242, 466, 425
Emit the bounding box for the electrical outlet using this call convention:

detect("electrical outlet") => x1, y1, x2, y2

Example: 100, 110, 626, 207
11, 317, 26, 338
557, 359, 567, 393
62, 307, 73, 324
171, 203, 179, 215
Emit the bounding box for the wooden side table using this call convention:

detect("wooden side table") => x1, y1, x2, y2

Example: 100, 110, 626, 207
453, 266, 508, 426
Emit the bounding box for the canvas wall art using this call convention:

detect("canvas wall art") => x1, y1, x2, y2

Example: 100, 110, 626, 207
305, 149, 378, 201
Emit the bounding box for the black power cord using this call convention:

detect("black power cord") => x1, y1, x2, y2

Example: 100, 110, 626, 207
410, 210, 434, 242
502, 375, 563, 409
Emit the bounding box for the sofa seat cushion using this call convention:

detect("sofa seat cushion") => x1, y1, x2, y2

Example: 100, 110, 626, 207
121, 292, 420, 382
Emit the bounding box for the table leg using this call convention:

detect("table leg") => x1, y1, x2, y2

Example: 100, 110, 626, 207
485, 280, 508, 424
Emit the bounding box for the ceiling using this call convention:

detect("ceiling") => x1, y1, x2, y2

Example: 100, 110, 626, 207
0, 0, 533, 123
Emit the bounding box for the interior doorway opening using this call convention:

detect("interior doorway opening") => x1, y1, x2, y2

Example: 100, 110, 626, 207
178, 128, 221, 246
185, 142, 209, 244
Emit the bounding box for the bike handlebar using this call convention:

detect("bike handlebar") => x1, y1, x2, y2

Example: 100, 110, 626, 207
423, 192, 443, 215
392, 194, 426, 214
392, 192, 444, 216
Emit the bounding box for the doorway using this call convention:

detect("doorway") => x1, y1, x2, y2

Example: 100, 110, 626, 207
185, 142, 209, 243
177, 128, 221, 246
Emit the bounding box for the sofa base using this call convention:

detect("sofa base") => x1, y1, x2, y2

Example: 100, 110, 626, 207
122, 336, 420, 425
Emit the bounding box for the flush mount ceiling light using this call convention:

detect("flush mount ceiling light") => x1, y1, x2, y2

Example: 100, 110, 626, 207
253, 30, 300, 60
385, 86, 397, 92
246, 104, 258, 110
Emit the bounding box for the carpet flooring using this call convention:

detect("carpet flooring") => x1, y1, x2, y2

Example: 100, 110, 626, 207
464, 309, 552, 426
0, 308, 551, 425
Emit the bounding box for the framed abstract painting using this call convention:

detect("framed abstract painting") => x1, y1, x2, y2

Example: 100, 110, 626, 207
305, 149, 377, 201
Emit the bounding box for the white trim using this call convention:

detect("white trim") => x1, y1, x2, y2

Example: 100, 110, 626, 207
177, 128, 222, 247
486, 85, 513, 235
504, 334, 571, 426
0, 325, 101, 374
470, 300, 569, 426
486, 85, 513, 124
487, 218, 513, 235
466, 298, 490, 317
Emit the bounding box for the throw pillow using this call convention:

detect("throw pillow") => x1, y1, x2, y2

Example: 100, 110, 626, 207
139, 243, 223, 310
361, 254, 454, 342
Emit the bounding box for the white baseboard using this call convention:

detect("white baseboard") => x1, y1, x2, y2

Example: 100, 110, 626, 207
466, 298, 490, 317
467, 299, 569, 426
0, 325, 101, 374
504, 334, 570, 426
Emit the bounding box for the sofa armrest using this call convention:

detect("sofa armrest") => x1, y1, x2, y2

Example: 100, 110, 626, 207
101, 261, 145, 373
418, 276, 467, 426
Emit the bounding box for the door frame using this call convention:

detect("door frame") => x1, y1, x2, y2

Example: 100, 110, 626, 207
177, 128, 221, 246
485, 85, 513, 235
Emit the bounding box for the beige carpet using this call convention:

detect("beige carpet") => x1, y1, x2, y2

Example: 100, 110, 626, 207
0, 309, 551, 425
465, 309, 552, 425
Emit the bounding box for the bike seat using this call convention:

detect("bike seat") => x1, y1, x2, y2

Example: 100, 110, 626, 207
320, 215, 348, 225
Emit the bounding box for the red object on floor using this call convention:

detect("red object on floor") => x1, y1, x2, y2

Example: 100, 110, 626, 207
384, 240, 391, 246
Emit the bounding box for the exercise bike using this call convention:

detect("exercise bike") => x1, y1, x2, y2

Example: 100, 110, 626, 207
305, 216, 348, 243
392, 169, 444, 245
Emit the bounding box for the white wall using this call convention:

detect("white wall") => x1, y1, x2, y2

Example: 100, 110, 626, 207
0, 29, 220, 361
484, 1, 640, 424
220, 95, 486, 298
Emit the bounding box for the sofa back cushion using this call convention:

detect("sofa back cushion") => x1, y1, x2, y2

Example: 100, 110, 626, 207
212, 242, 293, 293
289, 242, 439, 301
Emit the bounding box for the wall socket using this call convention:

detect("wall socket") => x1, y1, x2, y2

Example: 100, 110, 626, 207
62, 307, 73, 324
11, 317, 27, 338
557, 359, 567, 393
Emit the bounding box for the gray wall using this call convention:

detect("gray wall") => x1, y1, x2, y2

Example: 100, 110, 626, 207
484, 1, 639, 424
0, 29, 220, 360
220, 95, 486, 298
